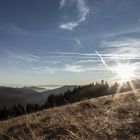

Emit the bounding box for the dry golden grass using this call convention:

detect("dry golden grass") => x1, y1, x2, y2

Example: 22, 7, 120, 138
0, 90, 140, 140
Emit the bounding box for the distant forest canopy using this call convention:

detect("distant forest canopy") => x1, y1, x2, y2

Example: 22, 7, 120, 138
0, 80, 140, 121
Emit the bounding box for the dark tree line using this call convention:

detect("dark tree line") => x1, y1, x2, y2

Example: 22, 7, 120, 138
47, 81, 109, 107
0, 80, 140, 121
0, 104, 41, 120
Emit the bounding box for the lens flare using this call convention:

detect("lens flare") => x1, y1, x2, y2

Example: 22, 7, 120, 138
96, 51, 139, 94
113, 63, 136, 82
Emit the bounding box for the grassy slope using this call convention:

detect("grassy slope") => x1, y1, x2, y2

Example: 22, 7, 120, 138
0, 90, 140, 140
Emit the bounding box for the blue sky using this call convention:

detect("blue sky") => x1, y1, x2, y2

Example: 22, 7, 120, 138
0, 0, 140, 85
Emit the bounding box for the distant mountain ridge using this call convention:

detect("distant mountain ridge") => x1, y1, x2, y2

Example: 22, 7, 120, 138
1, 79, 139, 110
0, 85, 78, 109
41, 85, 78, 95
0, 87, 46, 109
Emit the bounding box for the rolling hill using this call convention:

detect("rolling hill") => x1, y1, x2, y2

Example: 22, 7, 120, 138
0, 85, 77, 109
0, 90, 140, 140
41, 85, 78, 97
0, 87, 46, 109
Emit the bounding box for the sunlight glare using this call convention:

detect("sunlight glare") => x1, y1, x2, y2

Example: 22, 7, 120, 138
113, 63, 136, 82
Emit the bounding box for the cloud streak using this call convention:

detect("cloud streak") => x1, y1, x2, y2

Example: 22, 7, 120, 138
75, 38, 82, 46
7, 51, 40, 63
59, 0, 66, 9
59, 0, 90, 30
0, 23, 29, 36
101, 38, 140, 60
49, 51, 140, 60
95, 51, 113, 72
31, 64, 107, 74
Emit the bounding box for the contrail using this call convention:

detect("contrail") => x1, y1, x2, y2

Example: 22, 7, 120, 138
95, 51, 113, 72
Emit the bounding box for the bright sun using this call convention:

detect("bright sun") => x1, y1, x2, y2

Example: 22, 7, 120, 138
114, 64, 136, 82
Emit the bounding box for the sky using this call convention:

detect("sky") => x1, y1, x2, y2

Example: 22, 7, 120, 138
0, 0, 140, 86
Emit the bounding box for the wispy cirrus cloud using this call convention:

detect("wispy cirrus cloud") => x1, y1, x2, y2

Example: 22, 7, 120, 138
102, 38, 140, 48
59, 0, 90, 30
59, 0, 66, 9
46, 65, 85, 73
30, 64, 107, 74
64, 64, 84, 72
75, 38, 82, 46
73, 60, 99, 64
0, 23, 29, 36
48, 50, 140, 76
95, 38, 140, 77
7, 51, 40, 62
49, 51, 140, 60
49, 51, 97, 56
29, 65, 81, 74
101, 38, 140, 59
